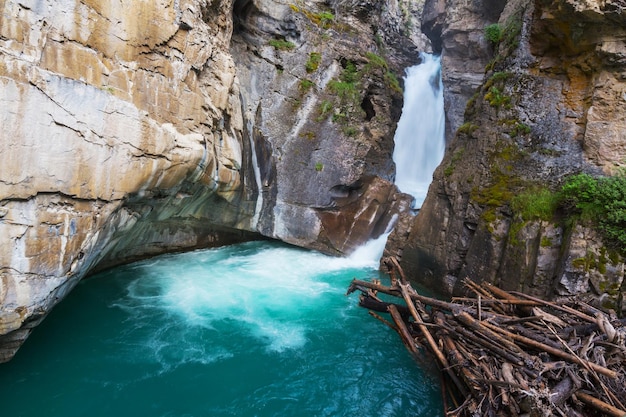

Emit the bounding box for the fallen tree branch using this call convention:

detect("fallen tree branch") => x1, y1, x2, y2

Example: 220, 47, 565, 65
347, 257, 626, 416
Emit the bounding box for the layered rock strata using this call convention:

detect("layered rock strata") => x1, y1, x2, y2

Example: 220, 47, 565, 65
0, 0, 260, 362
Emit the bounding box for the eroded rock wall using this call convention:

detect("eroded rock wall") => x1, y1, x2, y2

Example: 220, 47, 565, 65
0, 0, 271, 362
230, 0, 425, 254
399, 0, 626, 310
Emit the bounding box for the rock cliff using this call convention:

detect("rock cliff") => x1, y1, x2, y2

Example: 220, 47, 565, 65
0, 0, 424, 361
399, 0, 626, 311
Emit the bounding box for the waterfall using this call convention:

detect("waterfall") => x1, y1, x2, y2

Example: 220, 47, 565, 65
392, 53, 445, 209
247, 120, 264, 229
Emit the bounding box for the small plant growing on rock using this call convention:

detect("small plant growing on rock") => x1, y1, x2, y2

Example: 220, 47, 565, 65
384, 71, 402, 94
444, 148, 465, 177
364, 52, 402, 94
317, 11, 334, 28
485, 23, 503, 45
269, 39, 295, 51
306, 52, 322, 73
317, 100, 333, 121
344, 126, 357, 136
511, 187, 560, 221
315, 162, 324, 172
299, 79, 315, 92
327, 79, 358, 101
364, 52, 388, 69
484, 86, 511, 109
510, 122, 531, 137
458, 122, 478, 135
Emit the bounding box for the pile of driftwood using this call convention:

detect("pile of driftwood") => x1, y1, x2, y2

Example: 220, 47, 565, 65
347, 258, 626, 417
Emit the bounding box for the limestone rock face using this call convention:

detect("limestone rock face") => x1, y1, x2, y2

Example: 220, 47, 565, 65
398, 0, 626, 309
0, 0, 261, 361
422, 0, 506, 140
230, 0, 421, 254
0, 0, 425, 361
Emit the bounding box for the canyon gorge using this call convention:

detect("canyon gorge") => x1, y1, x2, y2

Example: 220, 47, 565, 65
1, 0, 625, 363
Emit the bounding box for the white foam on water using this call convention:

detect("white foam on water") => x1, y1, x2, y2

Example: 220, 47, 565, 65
112, 241, 383, 366
346, 232, 390, 269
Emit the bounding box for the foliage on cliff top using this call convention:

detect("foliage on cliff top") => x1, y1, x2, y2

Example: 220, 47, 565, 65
560, 172, 626, 254
506, 172, 626, 256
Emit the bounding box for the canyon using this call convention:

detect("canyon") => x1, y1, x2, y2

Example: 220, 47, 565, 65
1, 0, 625, 363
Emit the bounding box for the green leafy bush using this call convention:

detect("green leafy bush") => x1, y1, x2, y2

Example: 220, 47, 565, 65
485, 24, 502, 45
299, 79, 315, 92
306, 52, 321, 73
484, 86, 511, 109
327, 61, 359, 104
269, 39, 295, 51
340, 60, 358, 83
317, 11, 334, 28
560, 172, 626, 253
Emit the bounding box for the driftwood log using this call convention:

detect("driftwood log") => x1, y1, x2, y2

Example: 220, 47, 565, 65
347, 257, 626, 417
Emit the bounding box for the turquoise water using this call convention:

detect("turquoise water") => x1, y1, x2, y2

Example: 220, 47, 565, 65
0, 241, 442, 417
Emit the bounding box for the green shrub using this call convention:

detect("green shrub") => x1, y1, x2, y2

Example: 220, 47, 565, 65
485, 24, 502, 45
560, 173, 600, 218
484, 86, 511, 109
327, 79, 357, 101
306, 52, 321, 73
340, 60, 358, 83
315, 162, 324, 171
317, 11, 334, 28
458, 122, 478, 135
299, 79, 315, 92
560, 172, 626, 254
269, 39, 295, 50
317, 100, 333, 120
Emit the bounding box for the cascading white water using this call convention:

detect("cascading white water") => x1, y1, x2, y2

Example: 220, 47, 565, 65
392, 53, 445, 209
